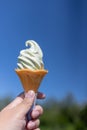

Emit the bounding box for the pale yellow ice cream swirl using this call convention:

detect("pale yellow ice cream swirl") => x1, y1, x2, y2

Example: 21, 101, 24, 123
17, 40, 44, 70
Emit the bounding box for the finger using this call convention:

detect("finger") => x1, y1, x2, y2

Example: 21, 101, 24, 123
4, 92, 25, 109
31, 105, 43, 119
37, 92, 46, 99
27, 119, 40, 130
15, 90, 35, 118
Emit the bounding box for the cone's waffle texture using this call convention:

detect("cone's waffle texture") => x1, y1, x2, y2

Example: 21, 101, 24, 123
15, 69, 48, 92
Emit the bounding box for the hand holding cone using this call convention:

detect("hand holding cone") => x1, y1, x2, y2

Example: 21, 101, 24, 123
15, 40, 48, 121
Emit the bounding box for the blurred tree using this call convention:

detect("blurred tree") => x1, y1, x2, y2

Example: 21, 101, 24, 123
79, 105, 87, 128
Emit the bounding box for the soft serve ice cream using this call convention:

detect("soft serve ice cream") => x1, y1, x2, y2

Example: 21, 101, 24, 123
15, 40, 48, 92
17, 40, 44, 70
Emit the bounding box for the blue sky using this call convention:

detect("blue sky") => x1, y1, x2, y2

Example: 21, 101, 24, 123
0, 0, 87, 103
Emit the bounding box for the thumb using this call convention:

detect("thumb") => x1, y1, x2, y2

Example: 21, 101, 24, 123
16, 90, 35, 118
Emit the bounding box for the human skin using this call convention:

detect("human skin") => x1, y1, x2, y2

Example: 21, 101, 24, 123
0, 91, 45, 130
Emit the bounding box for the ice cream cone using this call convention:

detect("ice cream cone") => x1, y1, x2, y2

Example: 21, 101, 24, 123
15, 69, 48, 92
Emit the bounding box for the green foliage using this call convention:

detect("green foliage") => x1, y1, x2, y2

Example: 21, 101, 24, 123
39, 94, 87, 130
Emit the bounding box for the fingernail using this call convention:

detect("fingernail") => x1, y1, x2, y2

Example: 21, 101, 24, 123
25, 90, 35, 99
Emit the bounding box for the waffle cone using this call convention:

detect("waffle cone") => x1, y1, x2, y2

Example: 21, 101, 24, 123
15, 69, 48, 92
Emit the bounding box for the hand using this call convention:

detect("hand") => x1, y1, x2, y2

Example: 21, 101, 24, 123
0, 90, 45, 130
